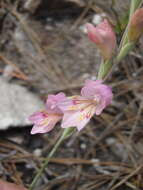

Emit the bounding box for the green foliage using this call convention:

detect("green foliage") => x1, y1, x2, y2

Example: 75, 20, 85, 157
115, 13, 129, 34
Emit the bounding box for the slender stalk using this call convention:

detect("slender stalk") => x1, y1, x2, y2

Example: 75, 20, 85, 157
97, 60, 112, 80
129, 0, 137, 17
28, 128, 74, 190
115, 42, 134, 63
119, 0, 135, 48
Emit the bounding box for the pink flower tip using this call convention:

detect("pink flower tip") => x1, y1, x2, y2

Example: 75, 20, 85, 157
29, 93, 66, 135
129, 8, 143, 42
86, 19, 116, 60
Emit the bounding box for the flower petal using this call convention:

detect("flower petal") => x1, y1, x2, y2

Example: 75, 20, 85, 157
61, 104, 95, 131
86, 23, 103, 44
29, 111, 62, 134
29, 111, 48, 123
81, 79, 102, 97
59, 96, 92, 112
61, 111, 90, 131
31, 120, 57, 134
46, 92, 66, 111
81, 80, 113, 106
29, 93, 67, 134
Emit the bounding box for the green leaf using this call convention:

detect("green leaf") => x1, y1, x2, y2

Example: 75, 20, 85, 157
116, 42, 134, 63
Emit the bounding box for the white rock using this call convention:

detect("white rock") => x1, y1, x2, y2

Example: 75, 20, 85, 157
79, 25, 88, 34
106, 137, 128, 159
91, 158, 100, 164
92, 13, 107, 25
3, 65, 14, 79
0, 77, 44, 130
92, 14, 102, 25
80, 143, 86, 149
33, 148, 42, 157
106, 137, 116, 145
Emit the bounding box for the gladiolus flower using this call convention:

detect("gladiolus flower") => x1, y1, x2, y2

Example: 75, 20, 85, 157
128, 8, 143, 42
59, 80, 113, 131
29, 93, 66, 134
86, 19, 116, 60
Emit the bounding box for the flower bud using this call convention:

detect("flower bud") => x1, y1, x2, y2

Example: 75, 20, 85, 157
86, 19, 116, 60
128, 8, 143, 42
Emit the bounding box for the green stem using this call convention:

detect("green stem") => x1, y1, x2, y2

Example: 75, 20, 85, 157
120, 0, 143, 48
129, 0, 137, 17
97, 60, 112, 80
116, 42, 134, 63
119, 0, 134, 48
28, 128, 74, 190
133, 0, 143, 11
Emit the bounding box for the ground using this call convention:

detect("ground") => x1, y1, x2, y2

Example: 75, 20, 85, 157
0, 0, 143, 190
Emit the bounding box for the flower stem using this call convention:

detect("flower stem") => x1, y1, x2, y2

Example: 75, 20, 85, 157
28, 128, 74, 190
116, 42, 134, 63
97, 60, 112, 80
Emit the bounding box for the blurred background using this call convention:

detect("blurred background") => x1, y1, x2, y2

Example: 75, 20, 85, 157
0, 0, 143, 189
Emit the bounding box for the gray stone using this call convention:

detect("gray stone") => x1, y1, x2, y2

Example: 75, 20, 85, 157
0, 77, 44, 130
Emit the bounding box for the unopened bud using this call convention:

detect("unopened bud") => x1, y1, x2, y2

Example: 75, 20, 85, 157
86, 19, 116, 60
128, 8, 143, 42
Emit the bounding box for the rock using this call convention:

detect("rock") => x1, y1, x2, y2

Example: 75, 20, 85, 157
23, 0, 41, 13
33, 148, 42, 156
106, 137, 128, 160
0, 77, 44, 130
92, 13, 107, 25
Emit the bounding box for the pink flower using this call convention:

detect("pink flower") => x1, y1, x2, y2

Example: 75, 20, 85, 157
0, 179, 27, 190
128, 8, 143, 42
86, 19, 116, 60
59, 80, 113, 131
29, 93, 66, 134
